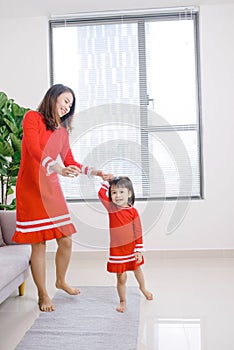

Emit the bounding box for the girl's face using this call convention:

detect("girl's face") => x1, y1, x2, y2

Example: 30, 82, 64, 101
110, 185, 132, 207
55, 92, 73, 120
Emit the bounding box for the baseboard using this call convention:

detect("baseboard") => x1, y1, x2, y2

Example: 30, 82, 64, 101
143, 249, 234, 259
46, 249, 234, 260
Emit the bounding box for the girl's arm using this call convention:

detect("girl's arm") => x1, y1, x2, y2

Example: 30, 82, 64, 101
133, 209, 144, 253
133, 210, 144, 263
135, 251, 143, 264
98, 181, 111, 210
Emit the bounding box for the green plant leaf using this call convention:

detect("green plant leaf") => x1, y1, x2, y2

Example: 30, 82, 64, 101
9, 176, 17, 186
9, 165, 20, 177
12, 103, 29, 117
12, 150, 21, 164
3, 117, 18, 134
0, 152, 9, 164
0, 198, 16, 210
0, 168, 8, 176
0, 125, 10, 140
0, 92, 29, 209
0, 140, 14, 157
3, 109, 18, 126
15, 116, 24, 130
10, 133, 22, 152
0, 92, 8, 110
7, 187, 14, 195
1, 100, 12, 118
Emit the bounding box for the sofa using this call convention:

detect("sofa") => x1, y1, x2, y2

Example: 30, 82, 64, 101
0, 210, 31, 304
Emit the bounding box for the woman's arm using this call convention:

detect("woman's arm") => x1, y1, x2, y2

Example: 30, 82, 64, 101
22, 111, 61, 175
22, 111, 48, 164
60, 130, 104, 178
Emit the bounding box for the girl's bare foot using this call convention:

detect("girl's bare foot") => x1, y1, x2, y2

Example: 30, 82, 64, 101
55, 281, 80, 295
116, 300, 126, 313
38, 295, 55, 312
140, 287, 153, 300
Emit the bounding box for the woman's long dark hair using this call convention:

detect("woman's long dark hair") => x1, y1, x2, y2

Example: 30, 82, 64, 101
37, 84, 76, 131
108, 176, 135, 205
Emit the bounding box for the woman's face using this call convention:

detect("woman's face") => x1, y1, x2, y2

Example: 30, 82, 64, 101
55, 92, 73, 120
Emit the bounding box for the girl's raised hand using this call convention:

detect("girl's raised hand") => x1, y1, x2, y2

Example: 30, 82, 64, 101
102, 173, 114, 182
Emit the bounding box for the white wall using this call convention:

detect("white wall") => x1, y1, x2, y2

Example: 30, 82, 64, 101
1, 3, 234, 252
0, 16, 49, 108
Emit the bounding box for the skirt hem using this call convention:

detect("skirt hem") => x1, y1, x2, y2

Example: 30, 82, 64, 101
12, 224, 77, 244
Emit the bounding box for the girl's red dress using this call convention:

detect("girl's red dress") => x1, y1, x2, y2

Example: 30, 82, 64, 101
98, 181, 144, 273
12, 110, 91, 244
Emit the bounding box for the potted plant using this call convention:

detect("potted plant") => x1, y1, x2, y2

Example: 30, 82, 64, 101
0, 92, 29, 210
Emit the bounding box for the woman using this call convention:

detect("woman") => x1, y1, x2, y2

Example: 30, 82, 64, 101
12, 84, 105, 312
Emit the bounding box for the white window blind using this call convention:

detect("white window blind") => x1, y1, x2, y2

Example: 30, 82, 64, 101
49, 8, 203, 201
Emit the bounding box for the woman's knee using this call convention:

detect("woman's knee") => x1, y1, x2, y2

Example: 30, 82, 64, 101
31, 242, 46, 258
31, 242, 46, 252
57, 236, 72, 250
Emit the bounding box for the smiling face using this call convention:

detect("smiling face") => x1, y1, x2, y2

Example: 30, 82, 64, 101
110, 185, 132, 207
55, 92, 74, 120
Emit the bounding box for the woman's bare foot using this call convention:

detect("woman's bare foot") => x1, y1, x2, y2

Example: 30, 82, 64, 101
140, 287, 153, 300
38, 295, 55, 312
116, 300, 126, 313
55, 281, 80, 295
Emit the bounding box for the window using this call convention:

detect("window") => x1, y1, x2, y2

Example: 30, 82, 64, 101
49, 7, 203, 201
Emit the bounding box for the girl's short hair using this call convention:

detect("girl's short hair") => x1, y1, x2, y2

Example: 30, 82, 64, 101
108, 176, 135, 205
37, 84, 76, 131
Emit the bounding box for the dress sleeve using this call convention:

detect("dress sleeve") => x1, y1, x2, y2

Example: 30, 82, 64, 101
98, 181, 111, 210
22, 111, 49, 165
133, 209, 144, 252
22, 111, 57, 175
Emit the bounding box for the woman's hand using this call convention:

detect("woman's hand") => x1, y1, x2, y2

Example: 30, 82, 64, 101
62, 165, 80, 177
61, 165, 80, 177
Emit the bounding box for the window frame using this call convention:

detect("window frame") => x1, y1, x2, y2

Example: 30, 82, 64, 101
49, 7, 203, 202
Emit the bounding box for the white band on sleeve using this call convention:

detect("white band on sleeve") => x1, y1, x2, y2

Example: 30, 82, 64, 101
134, 248, 145, 253
46, 160, 57, 176
87, 167, 94, 178
81, 165, 87, 174
42, 156, 52, 168
134, 243, 144, 253
41, 156, 57, 176
81, 165, 94, 177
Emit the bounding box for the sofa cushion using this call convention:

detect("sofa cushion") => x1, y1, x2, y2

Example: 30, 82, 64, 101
0, 226, 6, 247
0, 245, 31, 290
0, 211, 17, 245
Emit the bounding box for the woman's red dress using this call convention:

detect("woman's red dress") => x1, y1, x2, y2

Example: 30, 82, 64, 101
12, 110, 91, 244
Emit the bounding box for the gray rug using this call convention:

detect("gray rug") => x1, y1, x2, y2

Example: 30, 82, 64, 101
16, 286, 141, 350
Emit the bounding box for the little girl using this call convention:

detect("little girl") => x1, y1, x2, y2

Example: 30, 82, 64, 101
98, 176, 153, 313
